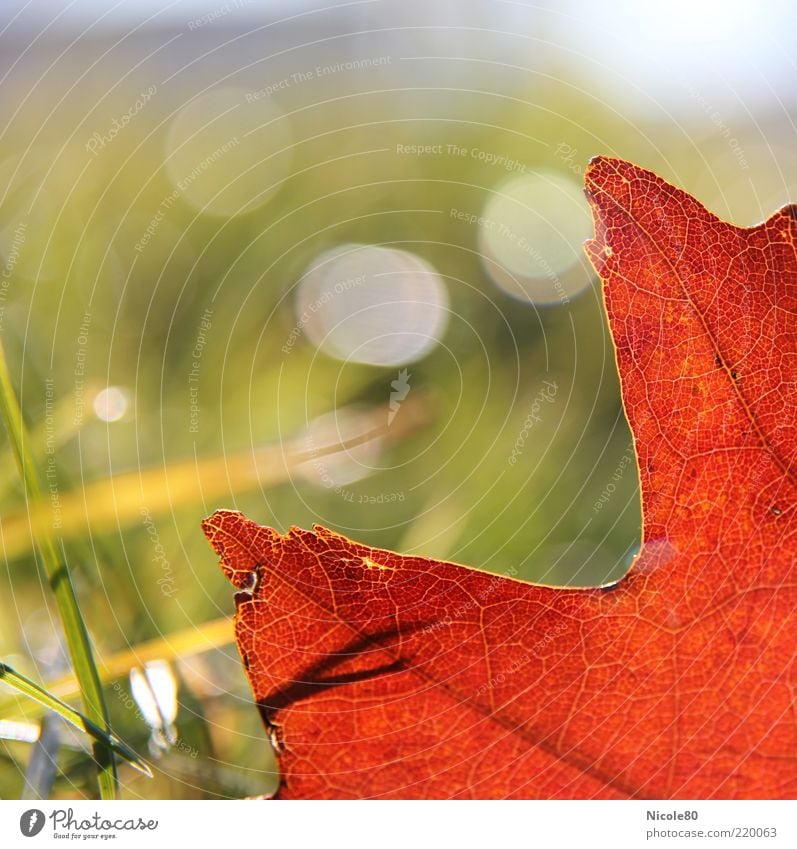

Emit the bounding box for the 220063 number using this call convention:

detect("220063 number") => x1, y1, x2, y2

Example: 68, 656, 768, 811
733, 828, 777, 838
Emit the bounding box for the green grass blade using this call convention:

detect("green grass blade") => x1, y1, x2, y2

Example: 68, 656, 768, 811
0, 340, 118, 798
0, 664, 151, 777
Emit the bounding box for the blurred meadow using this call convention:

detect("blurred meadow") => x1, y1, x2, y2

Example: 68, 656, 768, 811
0, 0, 795, 799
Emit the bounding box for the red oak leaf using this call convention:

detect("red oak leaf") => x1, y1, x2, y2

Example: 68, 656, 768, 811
202, 157, 797, 799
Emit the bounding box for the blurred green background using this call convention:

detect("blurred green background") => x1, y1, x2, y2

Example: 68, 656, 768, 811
0, 0, 795, 799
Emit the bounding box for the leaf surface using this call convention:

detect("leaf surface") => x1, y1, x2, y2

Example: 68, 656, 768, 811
203, 157, 797, 799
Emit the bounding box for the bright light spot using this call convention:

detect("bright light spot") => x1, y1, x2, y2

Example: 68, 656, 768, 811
297, 408, 382, 489
296, 244, 449, 366
130, 660, 178, 748
479, 171, 593, 305
165, 87, 292, 217
549, 0, 782, 112
93, 386, 128, 422
0, 720, 39, 744
623, 0, 752, 45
